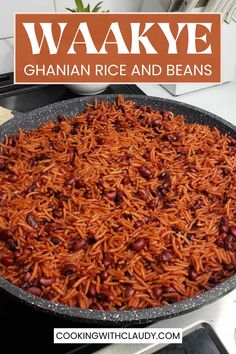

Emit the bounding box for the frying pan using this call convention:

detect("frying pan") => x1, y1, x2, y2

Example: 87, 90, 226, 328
0, 94, 235, 325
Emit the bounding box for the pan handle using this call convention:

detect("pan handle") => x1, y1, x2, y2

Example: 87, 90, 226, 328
91, 290, 236, 354
0, 106, 14, 125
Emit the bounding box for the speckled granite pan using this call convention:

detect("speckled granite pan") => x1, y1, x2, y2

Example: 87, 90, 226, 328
0, 94, 235, 325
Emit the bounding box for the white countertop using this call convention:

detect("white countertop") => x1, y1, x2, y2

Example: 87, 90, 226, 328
137, 81, 236, 126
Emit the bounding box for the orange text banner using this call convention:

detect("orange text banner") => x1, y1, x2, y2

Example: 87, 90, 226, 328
15, 13, 221, 83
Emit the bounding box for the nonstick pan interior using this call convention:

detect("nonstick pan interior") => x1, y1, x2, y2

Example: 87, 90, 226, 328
0, 94, 235, 325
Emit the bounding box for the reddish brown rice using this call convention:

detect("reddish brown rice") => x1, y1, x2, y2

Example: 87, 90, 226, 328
0, 96, 235, 310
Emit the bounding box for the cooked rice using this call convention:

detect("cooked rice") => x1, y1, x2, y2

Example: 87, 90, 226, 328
0, 95, 235, 310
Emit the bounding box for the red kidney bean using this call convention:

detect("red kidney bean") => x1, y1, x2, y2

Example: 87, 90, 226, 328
146, 106, 152, 113
75, 180, 85, 189
88, 284, 97, 298
70, 128, 78, 135
224, 235, 234, 250
36, 153, 50, 161
152, 119, 161, 128
112, 225, 119, 233
188, 167, 198, 173
50, 236, 60, 245
24, 272, 31, 282
8, 137, 16, 147
163, 177, 171, 190
130, 237, 146, 252
123, 213, 132, 221
121, 176, 131, 185
131, 180, 137, 187
121, 153, 130, 162
0, 159, 6, 171
229, 227, 236, 238
96, 178, 104, 189
87, 114, 94, 125
228, 137, 236, 146
13, 250, 21, 258
115, 124, 125, 133
161, 110, 169, 119
159, 170, 170, 180
52, 125, 61, 133
98, 114, 106, 121
89, 303, 99, 310
98, 288, 115, 302
166, 299, 176, 304
30, 157, 38, 166
6, 239, 17, 250
166, 133, 180, 142
27, 287, 42, 297
62, 263, 77, 276
153, 286, 163, 298
125, 285, 135, 298
65, 177, 75, 186
0, 229, 12, 241
142, 147, 151, 159
216, 235, 224, 248
160, 250, 173, 262
57, 114, 66, 123
223, 263, 235, 271
26, 214, 38, 229
139, 165, 153, 180
157, 186, 168, 196
219, 217, 229, 233
52, 208, 63, 219
142, 151, 151, 160
137, 113, 145, 121
100, 270, 109, 282
103, 257, 111, 268
163, 199, 173, 209
150, 188, 159, 197
49, 290, 58, 298
26, 182, 36, 194
137, 188, 149, 201
83, 189, 92, 199
163, 286, 176, 293
147, 200, 156, 210
63, 194, 70, 202
134, 220, 144, 229
7, 173, 18, 183
191, 199, 203, 211
186, 233, 193, 240
87, 236, 96, 245
22, 281, 32, 289
45, 188, 54, 197
54, 192, 68, 201
71, 238, 87, 252
105, 191, 117, 201
114, 190, 123, 205
159, 171, 171, 190
208, 277, 221, 286
100, 301, 110, 310
1, 256, 14, 266
96, 137, 105, 145
40, 278, 53, 286
46, 223, 57, 232
189, 269, 198, 281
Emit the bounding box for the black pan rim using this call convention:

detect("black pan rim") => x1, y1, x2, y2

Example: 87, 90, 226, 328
0, 94, 236, 136
0, 272, 235, 325
0, 94, 235, 325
